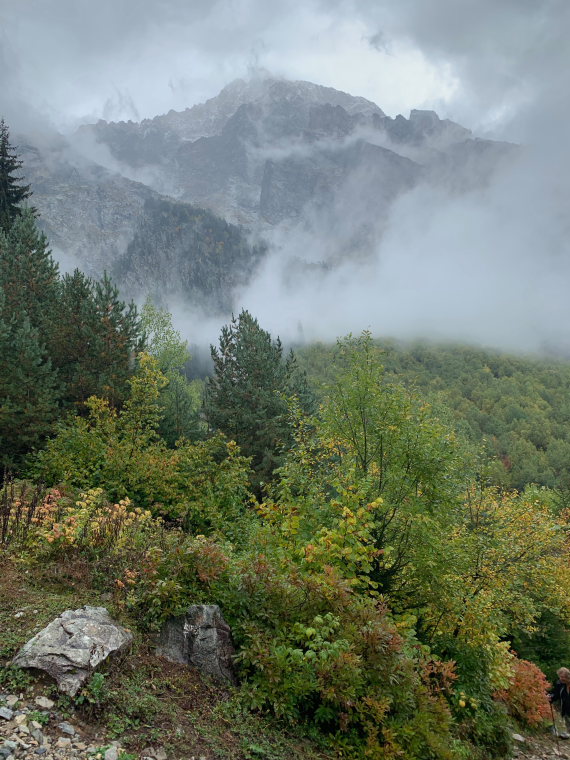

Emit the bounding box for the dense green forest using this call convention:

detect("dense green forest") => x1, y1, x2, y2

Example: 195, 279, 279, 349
2, 119, 570, 759
299, 340, 570, 493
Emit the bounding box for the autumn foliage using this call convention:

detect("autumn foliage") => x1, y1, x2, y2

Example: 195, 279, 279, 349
495, 657, 552, 727
3, 332, 568, 759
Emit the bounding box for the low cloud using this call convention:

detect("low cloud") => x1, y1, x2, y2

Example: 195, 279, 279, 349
226, 136, 570, 354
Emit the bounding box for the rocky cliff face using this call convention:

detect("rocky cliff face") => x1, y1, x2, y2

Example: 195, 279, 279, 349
75, 78, 512, 230
21, 77, 515, 312
20, 134, 262, 312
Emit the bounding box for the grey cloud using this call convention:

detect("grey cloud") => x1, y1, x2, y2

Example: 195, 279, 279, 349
341, 0, 570, 136
3, 0, 566, 137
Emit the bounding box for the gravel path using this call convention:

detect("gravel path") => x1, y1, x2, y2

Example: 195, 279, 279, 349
0, 692, 111, 760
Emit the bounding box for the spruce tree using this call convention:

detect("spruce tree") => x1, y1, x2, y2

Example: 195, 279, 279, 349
0, 119, 33, 233
0, 210, 59, 335
205, 310, 312, 490
48, 269, 103, 407
89, 273, 145, 408
0, 292, 61, 468
49, 270, 145, 410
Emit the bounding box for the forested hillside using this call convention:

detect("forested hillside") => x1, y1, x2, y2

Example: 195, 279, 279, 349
2, 120, 570, 759
299, 340, 570, 493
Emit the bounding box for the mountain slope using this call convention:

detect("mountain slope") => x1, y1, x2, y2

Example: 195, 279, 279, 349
20, 77, 515, 312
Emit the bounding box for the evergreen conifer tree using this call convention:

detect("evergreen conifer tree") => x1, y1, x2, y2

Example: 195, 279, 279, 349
89, 273, 145, 408
0, 119, 33, 232
47, 270, 145, 410
0, 292, 61, 467
0, 210, 59, 335
205, 310, 312, 490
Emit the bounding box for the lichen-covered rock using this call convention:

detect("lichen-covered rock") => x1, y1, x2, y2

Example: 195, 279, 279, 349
12, 606, 132, 695
157, 604, 236, 684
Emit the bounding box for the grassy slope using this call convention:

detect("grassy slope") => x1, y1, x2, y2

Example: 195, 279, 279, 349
0, 554, 334, 760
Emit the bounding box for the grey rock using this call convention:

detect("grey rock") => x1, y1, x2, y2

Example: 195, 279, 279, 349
141, 748, 167, 760
0, 749, 11, 759
511, 732, 526, 743
34, 697, 54, 710
35, 749, 47, 756
57, 721, 76, 736
12, 606, 133, 696
30, 728, 44, 743
104, 746, 119, 760
0, 707, 13, 720
157, 604, 236, 684
4, 697, 18, 709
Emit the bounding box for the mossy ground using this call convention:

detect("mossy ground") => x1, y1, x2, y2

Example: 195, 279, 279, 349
0, 554, 334, 760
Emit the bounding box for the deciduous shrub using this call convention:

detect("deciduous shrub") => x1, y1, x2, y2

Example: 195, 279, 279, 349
495, 656, 551, 728
33, 354, 253, 537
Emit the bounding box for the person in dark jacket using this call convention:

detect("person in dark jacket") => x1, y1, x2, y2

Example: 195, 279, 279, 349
549, 667, 570, 737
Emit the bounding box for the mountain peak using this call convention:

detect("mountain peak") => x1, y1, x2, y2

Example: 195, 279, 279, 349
121, 76, 386, 142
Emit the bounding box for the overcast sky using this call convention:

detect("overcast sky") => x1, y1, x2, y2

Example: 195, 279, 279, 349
1, 0, 568, 139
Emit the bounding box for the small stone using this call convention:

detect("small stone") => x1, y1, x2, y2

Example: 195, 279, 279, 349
56, 737, 72, 748
13, 612, 24, 619
18, 724, 30, 735
142, 749, 166, 760
0, 749, 11, 759
511, 732, 525, 743
14, 713, 27, 724
35, 749, 47, 756
104, 747, 119, 760
34, 697, 54, 710
0, 707, 14, 720
58, 721, 76, 736
30, 728, 44, 743
5, 697, 18, 708
3, 743, 17, 750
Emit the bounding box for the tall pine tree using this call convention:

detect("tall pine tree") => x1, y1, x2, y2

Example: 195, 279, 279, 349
0, 119, 33, 233
0, 124, 145, 469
